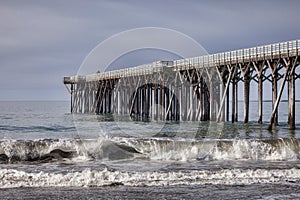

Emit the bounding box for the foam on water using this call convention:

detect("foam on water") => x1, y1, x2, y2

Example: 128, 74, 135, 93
119, 138, 300, 161
211, 139, 299, 161
0, 167, 300, 188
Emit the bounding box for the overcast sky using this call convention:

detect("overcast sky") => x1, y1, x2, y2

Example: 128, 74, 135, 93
0, 0, 299, 101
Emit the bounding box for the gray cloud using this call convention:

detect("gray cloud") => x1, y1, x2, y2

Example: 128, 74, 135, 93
0, 0, 299, 100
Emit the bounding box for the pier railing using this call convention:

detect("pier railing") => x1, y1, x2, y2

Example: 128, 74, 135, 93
174, 39, 299, 69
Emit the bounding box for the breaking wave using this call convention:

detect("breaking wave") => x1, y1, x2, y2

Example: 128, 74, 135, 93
0, 138, 299, 163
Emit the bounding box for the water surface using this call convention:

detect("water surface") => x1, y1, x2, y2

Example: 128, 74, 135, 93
0, 101, 300, 199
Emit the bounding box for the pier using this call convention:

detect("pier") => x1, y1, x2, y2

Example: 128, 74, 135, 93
64, 39, 300, 130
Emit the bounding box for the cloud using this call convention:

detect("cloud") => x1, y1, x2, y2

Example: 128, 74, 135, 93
0, 0, 299, 100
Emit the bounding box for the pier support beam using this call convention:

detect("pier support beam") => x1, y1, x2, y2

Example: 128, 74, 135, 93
226, 87, 230, 122
209, 72, 216, 121
288, 57, 298, 130
217, 67, 233, 122
241, 64, 250, 123
200, 77, 204, 121
268, 61, 290, 130
258, 72, 263, 124
254, 62, 264, 124
161, 84, 165, 121
232, 77, 238, 123
70, 84, 73, 113
288, 70, 295, 130
270, 61, 279, 126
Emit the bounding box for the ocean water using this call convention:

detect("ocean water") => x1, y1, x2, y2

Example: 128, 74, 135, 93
0, 101, 300, 199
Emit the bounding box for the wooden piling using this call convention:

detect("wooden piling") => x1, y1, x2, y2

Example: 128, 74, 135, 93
288, 70, 295, 130
252, 61, 264, 124
267, 62, 290, 130
242, 65, 250, 124
272, 62, 278, 126
232, 78, 236, 123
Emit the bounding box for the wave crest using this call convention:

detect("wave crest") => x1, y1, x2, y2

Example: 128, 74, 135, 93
0, 138, 299, 163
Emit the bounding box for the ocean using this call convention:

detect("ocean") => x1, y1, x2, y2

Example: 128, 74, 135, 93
0, 101, 300, 199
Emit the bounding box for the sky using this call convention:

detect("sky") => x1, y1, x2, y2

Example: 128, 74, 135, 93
0, 0, 300, 101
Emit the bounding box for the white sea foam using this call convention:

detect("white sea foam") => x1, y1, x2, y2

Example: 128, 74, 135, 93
211, 139, 299, 161
119, 138, 300, 161
0, 168, 300, 188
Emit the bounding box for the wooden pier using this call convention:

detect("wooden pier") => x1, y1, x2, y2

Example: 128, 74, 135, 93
64, 39, 300, 130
